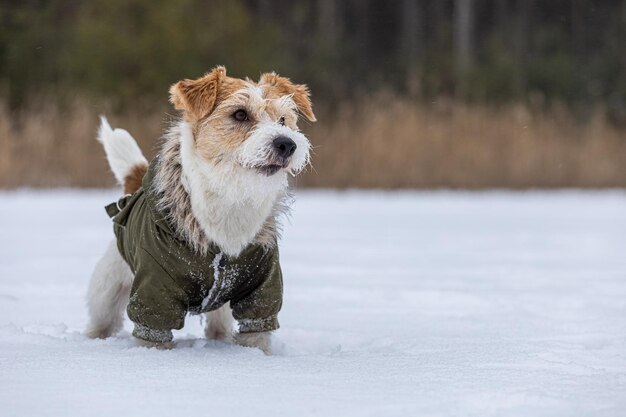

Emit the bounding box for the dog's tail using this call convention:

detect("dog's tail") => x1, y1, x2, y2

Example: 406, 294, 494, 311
97, 116, 148, 194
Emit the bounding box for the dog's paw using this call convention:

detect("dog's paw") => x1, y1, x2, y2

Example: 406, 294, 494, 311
134, 338, 175, 350
84, 325, 116, 340
234, 331, 273, 355
205, 326, 234, 343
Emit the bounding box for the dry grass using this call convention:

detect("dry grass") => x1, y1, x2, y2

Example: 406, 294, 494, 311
0, 99, 165, 188
302, 96, 626, 188
1, 96, 625, 189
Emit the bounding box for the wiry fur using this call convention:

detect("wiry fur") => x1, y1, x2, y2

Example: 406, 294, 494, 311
179, 121, 289, 256
97, 116, 148, 189
85, 240, 133, 339
86, 67, 315, 353
151, 123, 291, 255
151, 128, 210, 253
237, 122, 311, 175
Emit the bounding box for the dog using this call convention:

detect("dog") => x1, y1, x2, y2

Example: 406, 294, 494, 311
85, 66, 315, 353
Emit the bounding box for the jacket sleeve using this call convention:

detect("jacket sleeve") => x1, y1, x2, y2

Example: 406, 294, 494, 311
127, 248, 188, 343
231, 247, 283, 333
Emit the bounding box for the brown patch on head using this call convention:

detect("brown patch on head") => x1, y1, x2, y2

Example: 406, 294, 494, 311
123, 162, 148, 194
171, 67, 314, 166
258, 72, 317, 122
192, 83, 264, 162
169, 66, 246, 123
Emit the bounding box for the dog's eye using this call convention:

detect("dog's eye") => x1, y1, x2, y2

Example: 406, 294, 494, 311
233, 109, 249, 122
278, 116, 285, 126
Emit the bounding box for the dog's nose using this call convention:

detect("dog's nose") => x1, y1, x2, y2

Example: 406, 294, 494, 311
273, 136, 297, 158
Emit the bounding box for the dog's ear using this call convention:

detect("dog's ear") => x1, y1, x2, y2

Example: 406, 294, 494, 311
169, 66, 227, 121
259, 72, 317, 122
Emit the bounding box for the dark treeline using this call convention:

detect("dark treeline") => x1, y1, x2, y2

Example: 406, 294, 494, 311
1, 0, 625, 120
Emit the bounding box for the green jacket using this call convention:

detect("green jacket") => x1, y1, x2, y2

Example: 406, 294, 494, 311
106, 162, 282, 343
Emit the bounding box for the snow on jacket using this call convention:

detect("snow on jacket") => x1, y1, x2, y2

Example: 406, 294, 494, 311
105, 162, 282, 343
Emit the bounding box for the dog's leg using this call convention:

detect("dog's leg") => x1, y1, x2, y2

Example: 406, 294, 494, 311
85, 240, 133, 339
234, 331, 273, 355
204, 303, 234, 342
134, 339, 175, 350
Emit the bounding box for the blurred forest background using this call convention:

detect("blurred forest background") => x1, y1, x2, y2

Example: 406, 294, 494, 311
0, 0, 625, 188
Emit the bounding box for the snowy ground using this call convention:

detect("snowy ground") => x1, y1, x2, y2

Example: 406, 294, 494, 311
0, 189, 625, 417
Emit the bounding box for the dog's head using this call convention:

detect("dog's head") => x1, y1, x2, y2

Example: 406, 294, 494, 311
169, 66, 315, 178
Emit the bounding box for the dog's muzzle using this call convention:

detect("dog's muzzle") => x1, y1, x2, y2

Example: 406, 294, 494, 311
254, 136, 297, 176
273, 136, 296, 158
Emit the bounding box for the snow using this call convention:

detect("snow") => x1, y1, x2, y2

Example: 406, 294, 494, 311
202, 251, 224, 311
1, 189, 625, 416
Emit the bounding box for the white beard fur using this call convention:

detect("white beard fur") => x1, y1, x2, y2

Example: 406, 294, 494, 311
178, 122, 288, 257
